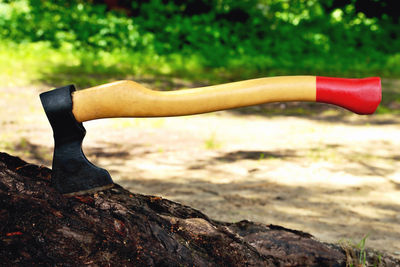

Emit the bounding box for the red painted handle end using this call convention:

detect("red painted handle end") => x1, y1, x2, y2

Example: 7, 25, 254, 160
316, 76, 381, 115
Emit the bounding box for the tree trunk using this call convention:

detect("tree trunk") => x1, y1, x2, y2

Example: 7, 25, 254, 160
0, 152, 397, 266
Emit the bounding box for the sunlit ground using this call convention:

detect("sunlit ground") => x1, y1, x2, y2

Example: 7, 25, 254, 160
1, 77, 399, 258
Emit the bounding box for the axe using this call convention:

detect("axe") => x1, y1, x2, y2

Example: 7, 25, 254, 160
40, 76, 381, 195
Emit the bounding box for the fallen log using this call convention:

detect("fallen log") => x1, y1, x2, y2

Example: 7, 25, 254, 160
0, 152, 397, 266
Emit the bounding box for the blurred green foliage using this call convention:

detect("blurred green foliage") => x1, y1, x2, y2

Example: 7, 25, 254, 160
0, 0, 399, 83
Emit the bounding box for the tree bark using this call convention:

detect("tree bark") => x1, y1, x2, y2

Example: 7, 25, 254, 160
0, 152, 397, 266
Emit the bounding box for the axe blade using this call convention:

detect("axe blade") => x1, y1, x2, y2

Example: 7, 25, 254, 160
40, 85, 114, 195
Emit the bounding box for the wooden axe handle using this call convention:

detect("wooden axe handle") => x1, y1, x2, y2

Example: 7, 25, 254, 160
71, 76, 381, 122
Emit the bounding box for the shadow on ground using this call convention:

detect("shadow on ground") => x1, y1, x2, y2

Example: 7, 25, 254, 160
116, 176, 400, 254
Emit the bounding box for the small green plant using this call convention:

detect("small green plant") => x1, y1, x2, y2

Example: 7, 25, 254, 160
376, 253, 382, 267
204, 133, 221, 150
357, 234, 368, 267
339, 234, 378, 267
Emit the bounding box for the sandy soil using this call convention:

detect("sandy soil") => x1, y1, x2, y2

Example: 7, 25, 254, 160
1, 84, 400, 258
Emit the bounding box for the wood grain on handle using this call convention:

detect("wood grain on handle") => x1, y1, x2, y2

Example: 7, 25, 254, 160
72, 76, 316, 122
71, 76, 381, 122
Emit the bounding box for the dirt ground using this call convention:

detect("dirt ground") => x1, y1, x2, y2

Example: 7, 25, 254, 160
1, 83, 399, 258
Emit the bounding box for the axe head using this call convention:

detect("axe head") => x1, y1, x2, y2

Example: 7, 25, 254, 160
40, 85, 114, 195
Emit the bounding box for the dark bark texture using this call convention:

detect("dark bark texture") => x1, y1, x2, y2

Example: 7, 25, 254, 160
0, 152, 398, 266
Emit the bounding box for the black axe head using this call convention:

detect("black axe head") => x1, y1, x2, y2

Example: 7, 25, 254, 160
40, 85, 114, 195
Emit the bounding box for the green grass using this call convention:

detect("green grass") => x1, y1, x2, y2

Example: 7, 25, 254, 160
0, 41, 203, 88
339, 234, 385, 267
3, 41, 399, 87
357, 234, 368, 267
0, 41, 258, 89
